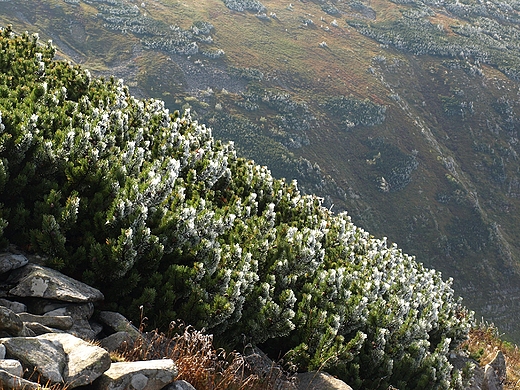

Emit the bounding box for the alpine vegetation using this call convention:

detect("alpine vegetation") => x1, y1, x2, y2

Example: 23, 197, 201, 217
222, 0, 267, 13
85, 0, 220, 57
0, 26, 473, 389
324, 95, 387, 128
347, 0, 520, 81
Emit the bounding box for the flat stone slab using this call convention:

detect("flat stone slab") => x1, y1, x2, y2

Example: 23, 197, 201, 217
98, 311, 141, 340
95, 359, 177, 390
19, 312, 73, 330
39, 333, 111, 388
0, 359, 23, 377
8, 264, 104, 303
0, 368, 48, 390
0, 253, 28, 274
0, 336, 66, 383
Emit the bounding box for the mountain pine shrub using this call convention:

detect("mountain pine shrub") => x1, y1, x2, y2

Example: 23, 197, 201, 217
324, 95, 387, 128
222, 0, 266, 13
0, 26, 473, 389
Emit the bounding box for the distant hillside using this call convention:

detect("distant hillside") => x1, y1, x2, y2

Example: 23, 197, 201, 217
2, 0, 520, 340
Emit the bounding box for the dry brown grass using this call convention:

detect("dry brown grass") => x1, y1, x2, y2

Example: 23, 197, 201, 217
462, 322, 520, 389
119, 321, 281, 390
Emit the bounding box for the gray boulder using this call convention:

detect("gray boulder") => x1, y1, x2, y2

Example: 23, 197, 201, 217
95, 359, 178, 390
244, 345, 297, 390
449, 351, 484, 389
98, 311, 141, 341
483, 364, 502, 390
0, 336, 67, 383
100, 331, 134, 353
0, 298, 27, 313
481, 350, 506, 390
0, 359, 23, 377
45, 303, 98, 340
8, 264, 104, 303
0, 369, 48, 390
0, 253, 28, 274
488, 350, 506, 384
0, 306, 24, 336
39, 333, 111, 388
296, 371, 353, 390
163, 380, 197, 390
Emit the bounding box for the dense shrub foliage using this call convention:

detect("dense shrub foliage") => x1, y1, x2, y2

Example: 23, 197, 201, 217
0, 26, 473, 389
222, 0, 266, 13
324, 95, 387, 128
364, 138, 419, 192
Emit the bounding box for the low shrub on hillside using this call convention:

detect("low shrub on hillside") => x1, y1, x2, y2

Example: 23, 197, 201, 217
324, 95, 387, 128
0, 26, 473, 389
222, 0, 266, 13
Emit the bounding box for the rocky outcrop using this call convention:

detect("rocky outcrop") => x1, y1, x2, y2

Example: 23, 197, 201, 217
482, 351, 506, 390
0, 252, 188, 390
0, 250, 361, 390
7, 263, 104, 303
450, 348, 506, 390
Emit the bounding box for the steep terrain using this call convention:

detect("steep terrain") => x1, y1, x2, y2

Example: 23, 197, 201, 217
0, 28, 473, 388
2, 0, 520, 340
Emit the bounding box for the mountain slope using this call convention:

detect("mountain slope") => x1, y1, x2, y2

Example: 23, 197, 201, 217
0, 26, 472, 389
2, 0, 520, 339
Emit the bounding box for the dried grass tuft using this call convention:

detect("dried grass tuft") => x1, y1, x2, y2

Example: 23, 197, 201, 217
120, 321, 272, 390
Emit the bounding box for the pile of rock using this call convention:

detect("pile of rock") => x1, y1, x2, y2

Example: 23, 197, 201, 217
0, 252, 187, 390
